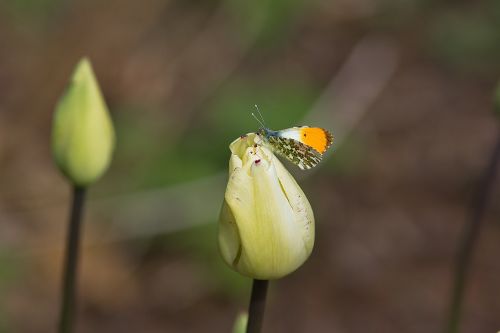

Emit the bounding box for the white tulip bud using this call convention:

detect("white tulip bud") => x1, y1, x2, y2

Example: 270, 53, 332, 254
218, 133, 315, 279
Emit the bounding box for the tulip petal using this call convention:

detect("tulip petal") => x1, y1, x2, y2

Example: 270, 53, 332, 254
218, 200, 242, 266
272, 154, 315, 253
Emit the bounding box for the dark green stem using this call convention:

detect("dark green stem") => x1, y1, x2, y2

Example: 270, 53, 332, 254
58, 186, 86, 333
246, 279, 269, 333
446, 131, 500, 333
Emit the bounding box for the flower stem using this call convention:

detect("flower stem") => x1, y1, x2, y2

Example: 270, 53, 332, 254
445, 131, 500, 333
246, 279, 269, 333
58, 186, 86, 333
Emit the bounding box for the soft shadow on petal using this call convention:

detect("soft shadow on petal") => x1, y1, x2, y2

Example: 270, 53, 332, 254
218, 200, 242, 266
272, 154, 315, 254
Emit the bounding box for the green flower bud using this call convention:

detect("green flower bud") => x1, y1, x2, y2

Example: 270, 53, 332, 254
52, 58, 115, 186
218, 133, 315, 280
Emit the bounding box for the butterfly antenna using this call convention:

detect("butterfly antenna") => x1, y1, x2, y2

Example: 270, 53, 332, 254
254, 104, 267, 127
252, 112, 266, 129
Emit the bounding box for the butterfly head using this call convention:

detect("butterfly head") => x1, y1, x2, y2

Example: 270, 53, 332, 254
256, 127, 278, 140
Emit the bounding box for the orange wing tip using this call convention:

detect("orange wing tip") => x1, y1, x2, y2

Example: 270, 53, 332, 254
300, 127, 334, 154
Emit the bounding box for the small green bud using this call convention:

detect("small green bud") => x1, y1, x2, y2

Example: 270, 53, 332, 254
52, 58, 115, 186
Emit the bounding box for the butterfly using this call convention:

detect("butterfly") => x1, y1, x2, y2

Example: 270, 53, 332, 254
252, 107, 334, 170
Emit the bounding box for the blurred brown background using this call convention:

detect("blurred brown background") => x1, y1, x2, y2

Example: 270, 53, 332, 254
1, 0, 500, 332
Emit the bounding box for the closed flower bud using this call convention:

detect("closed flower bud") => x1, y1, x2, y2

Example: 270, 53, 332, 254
218, 133, 315, 280
52, 58, 115, 186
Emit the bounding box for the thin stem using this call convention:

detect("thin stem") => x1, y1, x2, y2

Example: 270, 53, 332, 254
446, 131, 500, 333
58, 186, 86, 333
246, 279, 269, 333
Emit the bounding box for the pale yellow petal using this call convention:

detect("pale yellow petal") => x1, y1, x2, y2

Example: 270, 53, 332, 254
272, 154, 315, 254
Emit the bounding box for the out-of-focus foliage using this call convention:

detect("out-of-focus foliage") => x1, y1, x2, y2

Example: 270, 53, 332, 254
158, 224, 251, 298
494, 80, 500, 117
226, 0, 305, 43
109, 79, 316, 191
208, 79, 316, 145
428, 3, 500, 74
0, 250, 19, 333
325, 134, 368, 176
3, 0, 63, 23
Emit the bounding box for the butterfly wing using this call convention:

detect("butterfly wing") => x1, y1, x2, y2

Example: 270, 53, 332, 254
278, 126, 334, 154
267, 135, 323, 170
258, 126, 333, 169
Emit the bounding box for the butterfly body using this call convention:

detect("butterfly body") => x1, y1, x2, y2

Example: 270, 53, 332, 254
257, 126, 333, 170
